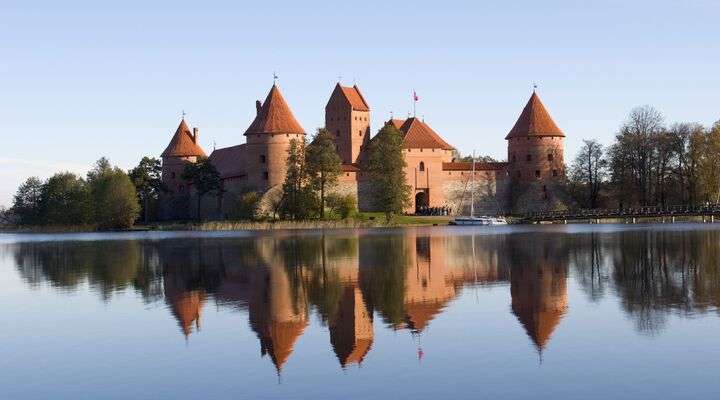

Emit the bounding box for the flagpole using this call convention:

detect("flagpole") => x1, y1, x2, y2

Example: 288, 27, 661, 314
412, 90, 416, 117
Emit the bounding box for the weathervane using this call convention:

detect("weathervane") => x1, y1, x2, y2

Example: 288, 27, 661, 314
181, 110, 186, 120
337, 75, 342, 83
273, 72, 278, 85
532, 82, 538, 92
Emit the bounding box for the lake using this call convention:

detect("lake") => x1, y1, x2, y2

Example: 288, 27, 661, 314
1, 224, 719, 399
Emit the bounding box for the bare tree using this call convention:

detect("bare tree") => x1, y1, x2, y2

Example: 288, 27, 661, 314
570, 139, 607, 208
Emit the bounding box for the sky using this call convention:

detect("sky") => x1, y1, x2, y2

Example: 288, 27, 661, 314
1, 0, 719, 207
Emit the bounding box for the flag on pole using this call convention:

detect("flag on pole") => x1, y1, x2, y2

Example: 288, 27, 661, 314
413, 90, 419, 102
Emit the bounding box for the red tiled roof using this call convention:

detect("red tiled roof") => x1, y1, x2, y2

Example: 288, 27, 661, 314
245, 84, 305, 135
326, 83, 370, 112
442, 162, 508, 171
506, 92, 564, 139
209, 144, 246, 179
398, 118, 454, 150
387, 119, 405, 130
161, 119, 206, 158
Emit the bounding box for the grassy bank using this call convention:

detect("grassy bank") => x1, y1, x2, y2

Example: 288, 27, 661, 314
0, 214, 454, 233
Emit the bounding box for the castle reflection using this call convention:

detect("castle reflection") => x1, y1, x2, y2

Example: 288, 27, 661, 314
11, 228, 720, 372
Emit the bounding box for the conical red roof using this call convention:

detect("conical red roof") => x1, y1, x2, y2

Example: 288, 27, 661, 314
161, 119, 206, 158
399, 118, 454, 150
505, 92, 564, 139
245, 84, 305, 135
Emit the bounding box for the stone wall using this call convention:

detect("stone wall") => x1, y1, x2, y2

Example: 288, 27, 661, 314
441, 170, 511, 216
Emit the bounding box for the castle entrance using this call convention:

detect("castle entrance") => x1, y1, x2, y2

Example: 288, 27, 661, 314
415, 190, 429, 214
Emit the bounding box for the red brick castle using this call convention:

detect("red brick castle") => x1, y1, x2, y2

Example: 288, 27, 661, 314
159, 82, 569, 219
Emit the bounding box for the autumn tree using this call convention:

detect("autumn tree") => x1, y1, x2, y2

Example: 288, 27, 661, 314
367, 124, 411, 220
305, 128, 342, 218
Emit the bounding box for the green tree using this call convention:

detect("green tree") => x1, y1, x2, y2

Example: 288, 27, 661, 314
181, 157, 221, 221
230, 191, 261, 220
40, 172, 92, 225
87, 158, 141, 230
280, 138, 317, 219
128, 156, 164, 223
305, 128, 342, 218
12, 176, 44, 224
367, 124, 411, 220
698, 121, 720, 202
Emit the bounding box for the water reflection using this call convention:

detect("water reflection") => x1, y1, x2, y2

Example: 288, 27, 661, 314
9, 228, 720, 372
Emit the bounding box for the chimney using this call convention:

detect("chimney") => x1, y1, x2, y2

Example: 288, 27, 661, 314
255, 100, 262, 115
192, 127, 199, 143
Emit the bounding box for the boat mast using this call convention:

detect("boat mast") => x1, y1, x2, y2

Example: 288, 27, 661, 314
470, 150, 475, 218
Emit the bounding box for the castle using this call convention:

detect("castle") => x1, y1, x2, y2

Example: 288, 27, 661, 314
159, 82, 568, 219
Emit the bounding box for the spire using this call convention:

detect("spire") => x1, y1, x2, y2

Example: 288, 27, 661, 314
244, 84, 305, 135
505, 91, 564, 139
161, 119, 206, 158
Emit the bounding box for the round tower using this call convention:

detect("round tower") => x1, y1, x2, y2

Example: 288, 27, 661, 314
505, 91, 565, 183
244, 84, 306, 191
161, 118, 206, 195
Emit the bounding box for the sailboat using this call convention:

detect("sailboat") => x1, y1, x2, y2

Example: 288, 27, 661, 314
453, 151, 507, 226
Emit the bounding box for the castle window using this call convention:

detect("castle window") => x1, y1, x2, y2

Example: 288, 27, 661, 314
260, 155, 266, 164
512, 154, 516, 162
346, 173, 349, 177
419, 161, 425, 172
171, 172, 176, 179
263, 171, 268, 180
547, 153, 554, 161
359, 130, 362, 136
553, 169, 558, 177
286, 134, 289, 137
535, 170, 541, 178
526, 154, 532, 161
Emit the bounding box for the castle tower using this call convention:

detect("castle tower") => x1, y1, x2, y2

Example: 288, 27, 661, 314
244, 84, 306, 191
505, 91, 565, 183
161, 118, 206, 194
325, 83, 370, 165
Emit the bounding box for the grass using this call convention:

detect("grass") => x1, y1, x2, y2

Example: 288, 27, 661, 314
0, 213, 455, 234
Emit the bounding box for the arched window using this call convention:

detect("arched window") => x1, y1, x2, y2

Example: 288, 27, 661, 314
419, 161, 425, 172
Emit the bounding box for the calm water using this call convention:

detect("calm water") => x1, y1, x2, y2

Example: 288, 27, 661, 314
1, 225, 720, 399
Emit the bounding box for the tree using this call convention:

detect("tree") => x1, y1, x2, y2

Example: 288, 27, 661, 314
280, 138, 317, 219
129, 156, 164, 223
326, 193, 357, 219
305, 128, 342, 218
367, 124, 411, 220
698, 120, 720, 202
230, 191, 261, 220
570, 140, 607, 208
181, 157, 221, 221
12, 176, 44, 224
39, 172, 92, 225
668, 122, 705, 204
87, 158, 140, 230
609, 106, 665, 206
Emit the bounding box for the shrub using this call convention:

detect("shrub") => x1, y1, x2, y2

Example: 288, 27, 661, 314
327, 193, 357, 219
230, 191, 261, 220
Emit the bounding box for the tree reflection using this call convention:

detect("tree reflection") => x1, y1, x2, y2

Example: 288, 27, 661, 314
10, 227, 720, 372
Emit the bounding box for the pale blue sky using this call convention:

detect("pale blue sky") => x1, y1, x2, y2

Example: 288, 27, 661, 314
2, 0, 719, 206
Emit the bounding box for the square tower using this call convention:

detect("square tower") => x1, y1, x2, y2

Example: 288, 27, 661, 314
325, 83, 370, 164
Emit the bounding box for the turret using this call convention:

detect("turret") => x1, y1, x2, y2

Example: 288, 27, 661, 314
244, 84, 306, 191
505, 91, 565, 183
325, 83, 370, 164
161, 118, 206, 195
